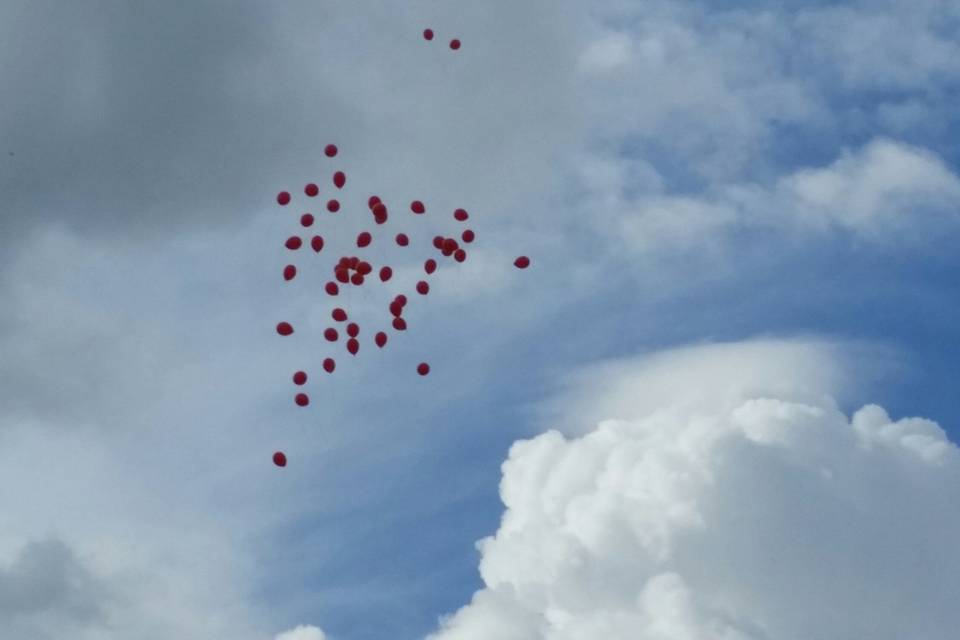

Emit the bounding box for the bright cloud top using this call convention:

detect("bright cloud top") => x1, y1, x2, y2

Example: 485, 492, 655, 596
276, 625, 327, 640
429, 339, 960, 639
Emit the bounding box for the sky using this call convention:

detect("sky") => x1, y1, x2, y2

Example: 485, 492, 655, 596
1, 0, 959, 639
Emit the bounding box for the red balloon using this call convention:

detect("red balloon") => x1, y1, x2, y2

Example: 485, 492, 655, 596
442, 238, 458, 253
277, 191, 291, 206
335, 267, 350, 284
293, 371, 307, 385
276, 322, 294, 336
395, 294, 408, 307
283, 265, 297, 281
416, 280, 429, 295
349, 256, 360, 269
324, 327, 339, 342
338, 256, 352, 268
375, 331, 388, 348
305, 183, 319, 197
358, 261, 373, 275
333, 171, 346, 189
350, 272, 364, 286
323, 358, 336, 373
461, 229, 475, 243
432, 236, 444, 249
311, 235, 324, 252
374, 212, 387, 225
325, 281, 339, 295
417, 362, 430, 375
273, 451, 287, 467
347, 322, 359, 338
332, 308, 347, 322
324, 144, 338, 157
357, 231, 372, 248
380, 266, 393, 282
347, 338, 359, 355
454, 208, 469, 221
514, 256, 531, 269
389, 300, 403, 317
393, 317, 407, 331
285, 236, 302, 250
411, 200, 425, 214
395, 233, 409, 246
449, 39, 461, 50
454, 249, 467, 263
424, 259, 437, 274
327, 199, 340, 213
368, 195, 381, 209
301, 213, 315, 227
295, 393, 310, 407
423, 28, 434, 41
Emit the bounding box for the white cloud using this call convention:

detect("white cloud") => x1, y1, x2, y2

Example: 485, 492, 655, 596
429, 339, 960, 639
275, 625, 328, 640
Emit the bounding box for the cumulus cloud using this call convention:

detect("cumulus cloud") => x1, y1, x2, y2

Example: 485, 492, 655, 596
275, 625, 327, 640
429, 339, 960, 639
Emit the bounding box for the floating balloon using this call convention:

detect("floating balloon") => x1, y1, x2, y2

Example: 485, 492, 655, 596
358, 261, 373, 275
442, 238, 458, 254
293, 371, 307, 385
325, 144, 338, 157
416, 280, 430, 295
333, 171, 346, 188
393, 317, 407, 331
350, 272, 364, 286
425, 259, 437, 274
283, 265, 297, 281
295, 393, 310, 407
324, 328, 339, 342
327, 199, 340, 213
347, 338, 359, 355
335, 267, 350, 284
305, 183, 319, 197
433, 236, 444, 249
349, 256, 360, 269
347, 322, 359, 338
276, 322, 294, 336
449, 39, 461, 50
389, 300, 403, 317
357, 231, 372, 248
514, 256, 530, 269
375, 331, 388, 348
454, 249, 467, 263
395, 233, 409, 246
285, 236, 302, 250
273, 451, 287, 467
277, 191, 291, 206
332, 308, 347, 322
461, 229, 475, 243
323, 358, 336, 373
411, 200, 425, 214
454, 208, 469, 221
311, 235, 324, 252
325, 281, 339, 295
368, 195, 381, 209
423, 28, 434, 41
380, 266, 393, 282
395, 294, 408, 307
417, 362, 430, 375
301, 213, 315, 227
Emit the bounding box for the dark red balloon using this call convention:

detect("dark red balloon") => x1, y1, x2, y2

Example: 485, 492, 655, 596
454, 249, 467, 263
347, 322, 359, 338
324, 144, 338, 157
372, 202, 387, 218
285, 236, 302, 250
293, 371, 307, 385
273, 451, 287, 467
311, 235, 324, 252
338, 256, 352, 268
461, 229, 475, 243
277, 191, 291, 206
323, 358, 336, 373
442, 238, 458, 253
301, 213, 315, 227
349, 256, 360, 269
454, 208, 469, 221
324, 327, 339, 342
332, 308, 347, 322
433, 236, 444, 249
283, 265, 297, 281
358, 261, 373, 275
411, 200, 425, 214
395, 294, 408, 307
393, 317, 407, 331
423, 28, 434, 41
305, 183, 319, 197
380, 266, 393, 282
350, 272, 364, 286
395, 233, 409, 246
449, 39, 461, 50
327, 199, 340, 213
374, 212, 387, 225
276, 322, 294, 336
375, 331, 388, 348
335, 267, 350, 284
389, 300, 403, 317
333, 171, 346, 189
357, 231, 372, 248
416, 280, 429, 295
368, 195, 381, 209
424, 259, 437, 274
514, 256, 530, 269
326, 281, 339, 295
417, 362, 430, 375
295, 393, 310, 407
347, 338, 359, 355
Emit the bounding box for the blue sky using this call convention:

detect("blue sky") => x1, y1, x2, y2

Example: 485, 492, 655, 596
2, 1, 960, 639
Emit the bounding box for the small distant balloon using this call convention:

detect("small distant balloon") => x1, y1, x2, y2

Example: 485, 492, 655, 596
293, 371, 307, 385
433, 236, 444, 249
350, 272, 364, 286
277, 191, 291, 206
327, 199, 340, 213
285, 236, 302, 250
333, 171, 346, 188
395, 233, 409, 246
393, 317, 407, 331
449, 39, 461, 50
461, 229, 475, 243
311, 235, 324, 252
417, 362, 431, 375
416, 280, 430, 295
358, 261, 373, 275
379, 266, 393, 282
325, 144, 338, 157
347, 322, 360, 338
301, 213, 315, 227
295, 393, 310, 407
273, 451, 287, 467
514, 256, 530, 269
368, 195, 381, 209
283, 265, 297, 281
305, 183, 319, 197
375, 332, 388, 348
332, 308, 347, 322
454, 249, 466, 263
424, 259, 437, 274
357, 231, 372, 248
325, 281, 339, 295
454, 208, 469, 221
324, 328, 339, 342
347, 338, 359, 355
276, 322, 294, 336
323, 358, 336, 373
423, 28, 434, 41
411, 200, 425, 214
